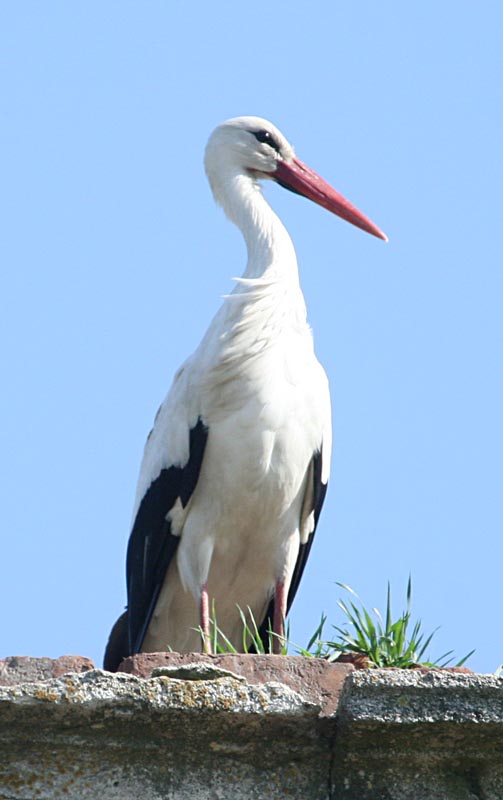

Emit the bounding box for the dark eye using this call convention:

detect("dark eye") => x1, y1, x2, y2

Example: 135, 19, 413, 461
252, 129, 281, 154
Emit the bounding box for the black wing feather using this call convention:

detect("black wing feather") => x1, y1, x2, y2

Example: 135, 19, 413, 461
126, 417, 209, 655
257, 448, 328, 650
103, 611, 128, 672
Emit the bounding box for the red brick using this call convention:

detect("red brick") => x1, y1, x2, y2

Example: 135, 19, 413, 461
0, 655, 95, 686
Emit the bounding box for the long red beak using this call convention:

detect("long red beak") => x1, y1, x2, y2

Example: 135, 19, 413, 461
274, 156, 387, 241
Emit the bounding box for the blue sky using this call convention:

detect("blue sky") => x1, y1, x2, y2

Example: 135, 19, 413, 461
1, 2, 501, 673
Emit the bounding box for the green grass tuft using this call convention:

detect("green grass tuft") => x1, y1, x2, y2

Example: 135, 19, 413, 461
193, 602, 289, 655
302, 577, 475, 668
193, 578, 474, 669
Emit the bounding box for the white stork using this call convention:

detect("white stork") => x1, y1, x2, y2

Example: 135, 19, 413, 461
104, 116, 386, 670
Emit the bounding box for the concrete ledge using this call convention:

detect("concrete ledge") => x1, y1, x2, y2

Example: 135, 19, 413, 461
0, 666, 332, 800
0, 657, 502, 799
118, 651, 353, 716
334, 669, 503, 799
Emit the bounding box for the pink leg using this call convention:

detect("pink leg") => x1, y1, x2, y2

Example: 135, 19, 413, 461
200, 582, 212, 654
272, 580, 287, 654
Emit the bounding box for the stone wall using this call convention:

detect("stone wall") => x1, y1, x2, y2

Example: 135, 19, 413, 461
0, 654, 502, 799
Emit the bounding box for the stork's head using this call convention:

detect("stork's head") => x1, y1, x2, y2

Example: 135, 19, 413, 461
205, 116, 387, 241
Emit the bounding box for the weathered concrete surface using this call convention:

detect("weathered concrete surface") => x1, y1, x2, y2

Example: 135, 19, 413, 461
0, 667, 330, 800
333, 669, 503, 799
1, 660, 503, 799
119, 651, 353, 715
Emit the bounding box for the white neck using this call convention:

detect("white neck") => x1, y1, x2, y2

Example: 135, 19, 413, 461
214, 172, 301, 284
